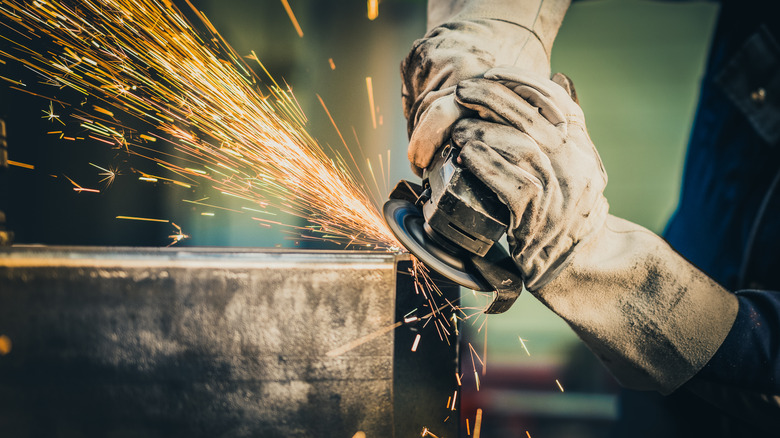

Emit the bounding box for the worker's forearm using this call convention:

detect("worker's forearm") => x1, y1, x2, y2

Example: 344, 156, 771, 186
536, 215, 739, 394
427, 0, 572, 52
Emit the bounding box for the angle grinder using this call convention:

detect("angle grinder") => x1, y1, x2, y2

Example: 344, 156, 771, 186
383, 143, 523, 314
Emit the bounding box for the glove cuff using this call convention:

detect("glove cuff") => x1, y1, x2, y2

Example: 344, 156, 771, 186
448, 0, 571, 51
534, 215, 739, 394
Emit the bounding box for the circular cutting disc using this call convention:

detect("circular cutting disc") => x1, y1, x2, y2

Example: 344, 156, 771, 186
383, 199, 491, 291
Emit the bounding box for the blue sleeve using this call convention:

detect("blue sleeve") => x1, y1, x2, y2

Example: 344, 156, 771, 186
698, 290, 780, 392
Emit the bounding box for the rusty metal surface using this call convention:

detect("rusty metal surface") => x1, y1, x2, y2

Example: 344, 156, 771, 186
0, 246, 458, 438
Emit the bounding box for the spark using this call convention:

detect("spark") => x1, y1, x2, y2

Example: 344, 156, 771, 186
326, 320, 403, 357
280, 0, 304, 38
474, 409, 483, 438
366, 77, 376, 129
63, 174, 99, 193
466, 419, 470, 436
89, 162, 119, 187
367, 0, 379, 20
7, 160, 34, 169
116, 216, 169, 223
167, 222, 190, 246
556, 379, 565, 392
526, 431, 532, 438
93, 106, 114, 118
420, 427, 439, 438
0, 75, 24, 86
411, 333, 421, 352
518, 336, 531, 356
41, 101, 64, 125
483, 317, 488, 374
328, 58, 336, 70
450, 390, 457, 410
0, 334, 11, 355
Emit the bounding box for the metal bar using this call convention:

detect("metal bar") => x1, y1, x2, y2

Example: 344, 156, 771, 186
0, 246, 458, 437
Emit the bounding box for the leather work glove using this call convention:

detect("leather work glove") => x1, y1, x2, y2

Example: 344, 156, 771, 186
402, 0, 571, 176
451, 67, 739, 394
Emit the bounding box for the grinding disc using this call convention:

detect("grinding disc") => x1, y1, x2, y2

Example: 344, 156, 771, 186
383, 199, 492, 291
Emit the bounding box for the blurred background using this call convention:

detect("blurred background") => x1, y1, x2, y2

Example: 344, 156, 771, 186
0, 0, 720, 436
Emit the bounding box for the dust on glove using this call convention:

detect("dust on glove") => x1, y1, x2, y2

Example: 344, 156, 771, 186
453, 67, 609, 290
450, 66, 738, 394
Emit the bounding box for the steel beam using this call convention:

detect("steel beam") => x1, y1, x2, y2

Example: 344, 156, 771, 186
0, 247, 459, 437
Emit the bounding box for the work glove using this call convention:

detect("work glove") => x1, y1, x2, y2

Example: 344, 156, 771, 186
451, 67, 739, 394
402, 0, 571, 176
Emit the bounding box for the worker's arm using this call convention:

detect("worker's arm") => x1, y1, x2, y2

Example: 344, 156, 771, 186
444, 66, 739, 394
402, 0, 570, 175
446, 66, 780, 430
699, 290, 780, 392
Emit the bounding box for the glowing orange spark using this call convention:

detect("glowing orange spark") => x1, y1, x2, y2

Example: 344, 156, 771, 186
366, 77, 376, 129
280, 0, 304, 38
326, 320, 403, 357
474, 409, 483, 438
411, 333, 421, 352
89, 163, 119, 187
116, 216, 169, 223
41, 101, 64, 126
367, 0, 379, 20
63, 175, 99, 193
93, 106, 114, 118
556, 379, 565, 392
167, 222, 190, 246
328, 58, 336, 70
7, 160, 34, 170
0, 335, 11, 355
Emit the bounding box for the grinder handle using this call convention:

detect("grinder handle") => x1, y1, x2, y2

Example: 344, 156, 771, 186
471, 243, 523, 314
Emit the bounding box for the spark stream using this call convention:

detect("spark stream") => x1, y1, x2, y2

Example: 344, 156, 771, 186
0, 0, 397, 248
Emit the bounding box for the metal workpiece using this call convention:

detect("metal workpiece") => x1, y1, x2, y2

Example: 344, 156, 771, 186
0, 247, 459, 438
0, 118, 11, 246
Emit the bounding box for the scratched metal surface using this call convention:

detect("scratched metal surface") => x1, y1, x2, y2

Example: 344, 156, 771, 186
0, 247, 458, 438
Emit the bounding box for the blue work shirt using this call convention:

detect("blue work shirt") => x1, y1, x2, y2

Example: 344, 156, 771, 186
616, 0, 780, 436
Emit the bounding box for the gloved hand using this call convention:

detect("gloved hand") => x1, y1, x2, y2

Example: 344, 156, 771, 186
453, 68, 607, 290
452, 67, 739, 394
402, 0, 571, 176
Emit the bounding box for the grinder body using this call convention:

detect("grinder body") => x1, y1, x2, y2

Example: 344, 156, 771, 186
384, 144, 524, 314
421, 144, 509, 257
